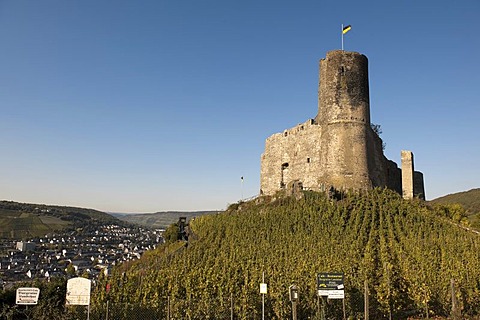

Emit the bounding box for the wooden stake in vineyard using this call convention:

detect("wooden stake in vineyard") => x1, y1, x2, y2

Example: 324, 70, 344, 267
364, 280, 369, 320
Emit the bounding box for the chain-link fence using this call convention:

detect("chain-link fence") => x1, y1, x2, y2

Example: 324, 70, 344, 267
2, 279, 480, 320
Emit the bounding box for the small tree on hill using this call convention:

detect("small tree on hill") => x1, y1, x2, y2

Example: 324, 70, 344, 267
163, 223, 180, 244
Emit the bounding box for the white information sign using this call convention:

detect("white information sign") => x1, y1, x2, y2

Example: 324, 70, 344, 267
66, 277, 92, 306
318, 290, 329, 297
260, 283, 267, 294
317, 290, 345, 299
16, 287, 40, 305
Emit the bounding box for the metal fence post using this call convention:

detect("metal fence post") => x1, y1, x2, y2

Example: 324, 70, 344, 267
231, 292, 234, 320
316, 295, 320, 319
167, 296, 170, 320
320, 297, 326, 320
105, 300, 109, 320
292, 300, 297, 320
364, 280, 369, 320
451, 279, 461, 320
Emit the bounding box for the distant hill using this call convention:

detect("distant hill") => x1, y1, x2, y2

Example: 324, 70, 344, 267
0, 201, 121, 239
115, 211, 219, 230
429, 188, 480, 229
429, 188, 480, 214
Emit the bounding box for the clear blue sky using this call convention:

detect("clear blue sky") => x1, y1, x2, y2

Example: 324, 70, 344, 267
1, 0, 479, 213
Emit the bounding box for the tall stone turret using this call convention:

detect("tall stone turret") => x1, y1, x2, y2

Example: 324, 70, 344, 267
316, 50, 374, 190
316, 51, 370, 125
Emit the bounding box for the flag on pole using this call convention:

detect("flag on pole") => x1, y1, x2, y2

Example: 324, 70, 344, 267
342, 25, 352, 34
240, 176, 244, 201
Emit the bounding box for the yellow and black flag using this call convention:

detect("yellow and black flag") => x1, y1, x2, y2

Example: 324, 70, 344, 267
341, 24, 351, 50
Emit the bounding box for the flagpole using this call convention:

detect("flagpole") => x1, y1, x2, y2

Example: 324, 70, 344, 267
241, 177, 244, 201
341, 24, 344, 51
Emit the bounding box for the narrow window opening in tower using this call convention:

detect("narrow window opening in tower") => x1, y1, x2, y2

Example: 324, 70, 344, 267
280, 163, 289, 189
284, 131, 288, 137
307, 158, 311, 163
340, 66, 345, 75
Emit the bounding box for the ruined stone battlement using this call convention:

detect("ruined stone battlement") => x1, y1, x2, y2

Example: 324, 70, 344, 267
260, 50, 425, 199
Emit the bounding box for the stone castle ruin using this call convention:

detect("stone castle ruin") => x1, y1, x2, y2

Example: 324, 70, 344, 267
260, 50, 425, 199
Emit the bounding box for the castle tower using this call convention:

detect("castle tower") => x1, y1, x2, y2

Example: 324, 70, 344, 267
316, 50, 374, 190
259, 50, 425, 198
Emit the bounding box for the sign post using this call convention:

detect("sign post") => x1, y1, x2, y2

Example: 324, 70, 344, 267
260, 272, 267, 320
289, 285, 299, 320
317, 273, 345, 319
66, 277, 92, 320
106, 283, 111, 320
16, 287, 40, 319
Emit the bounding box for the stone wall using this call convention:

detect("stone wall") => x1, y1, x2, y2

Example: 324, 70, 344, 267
414, 171, 426, 200
260, 119, 324, 195
385, 159, 402, 195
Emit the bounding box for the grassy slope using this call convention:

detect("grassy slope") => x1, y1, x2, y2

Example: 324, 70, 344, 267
117, 211, 218, 229
0, 201, 120, 239
429, 188, 480, 214
429, 188, 480, 228
0, 208, 64, 238
96, 189, 480, 319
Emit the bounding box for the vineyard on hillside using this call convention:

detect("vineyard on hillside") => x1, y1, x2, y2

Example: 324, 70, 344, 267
93, 189, 480, 319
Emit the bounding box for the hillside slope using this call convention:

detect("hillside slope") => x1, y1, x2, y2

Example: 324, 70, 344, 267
116, 211, 218, 229
430, 188, 480, 229
94, 189, 480, 319
430, 188, 480, 215
0, 201, 120, 238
